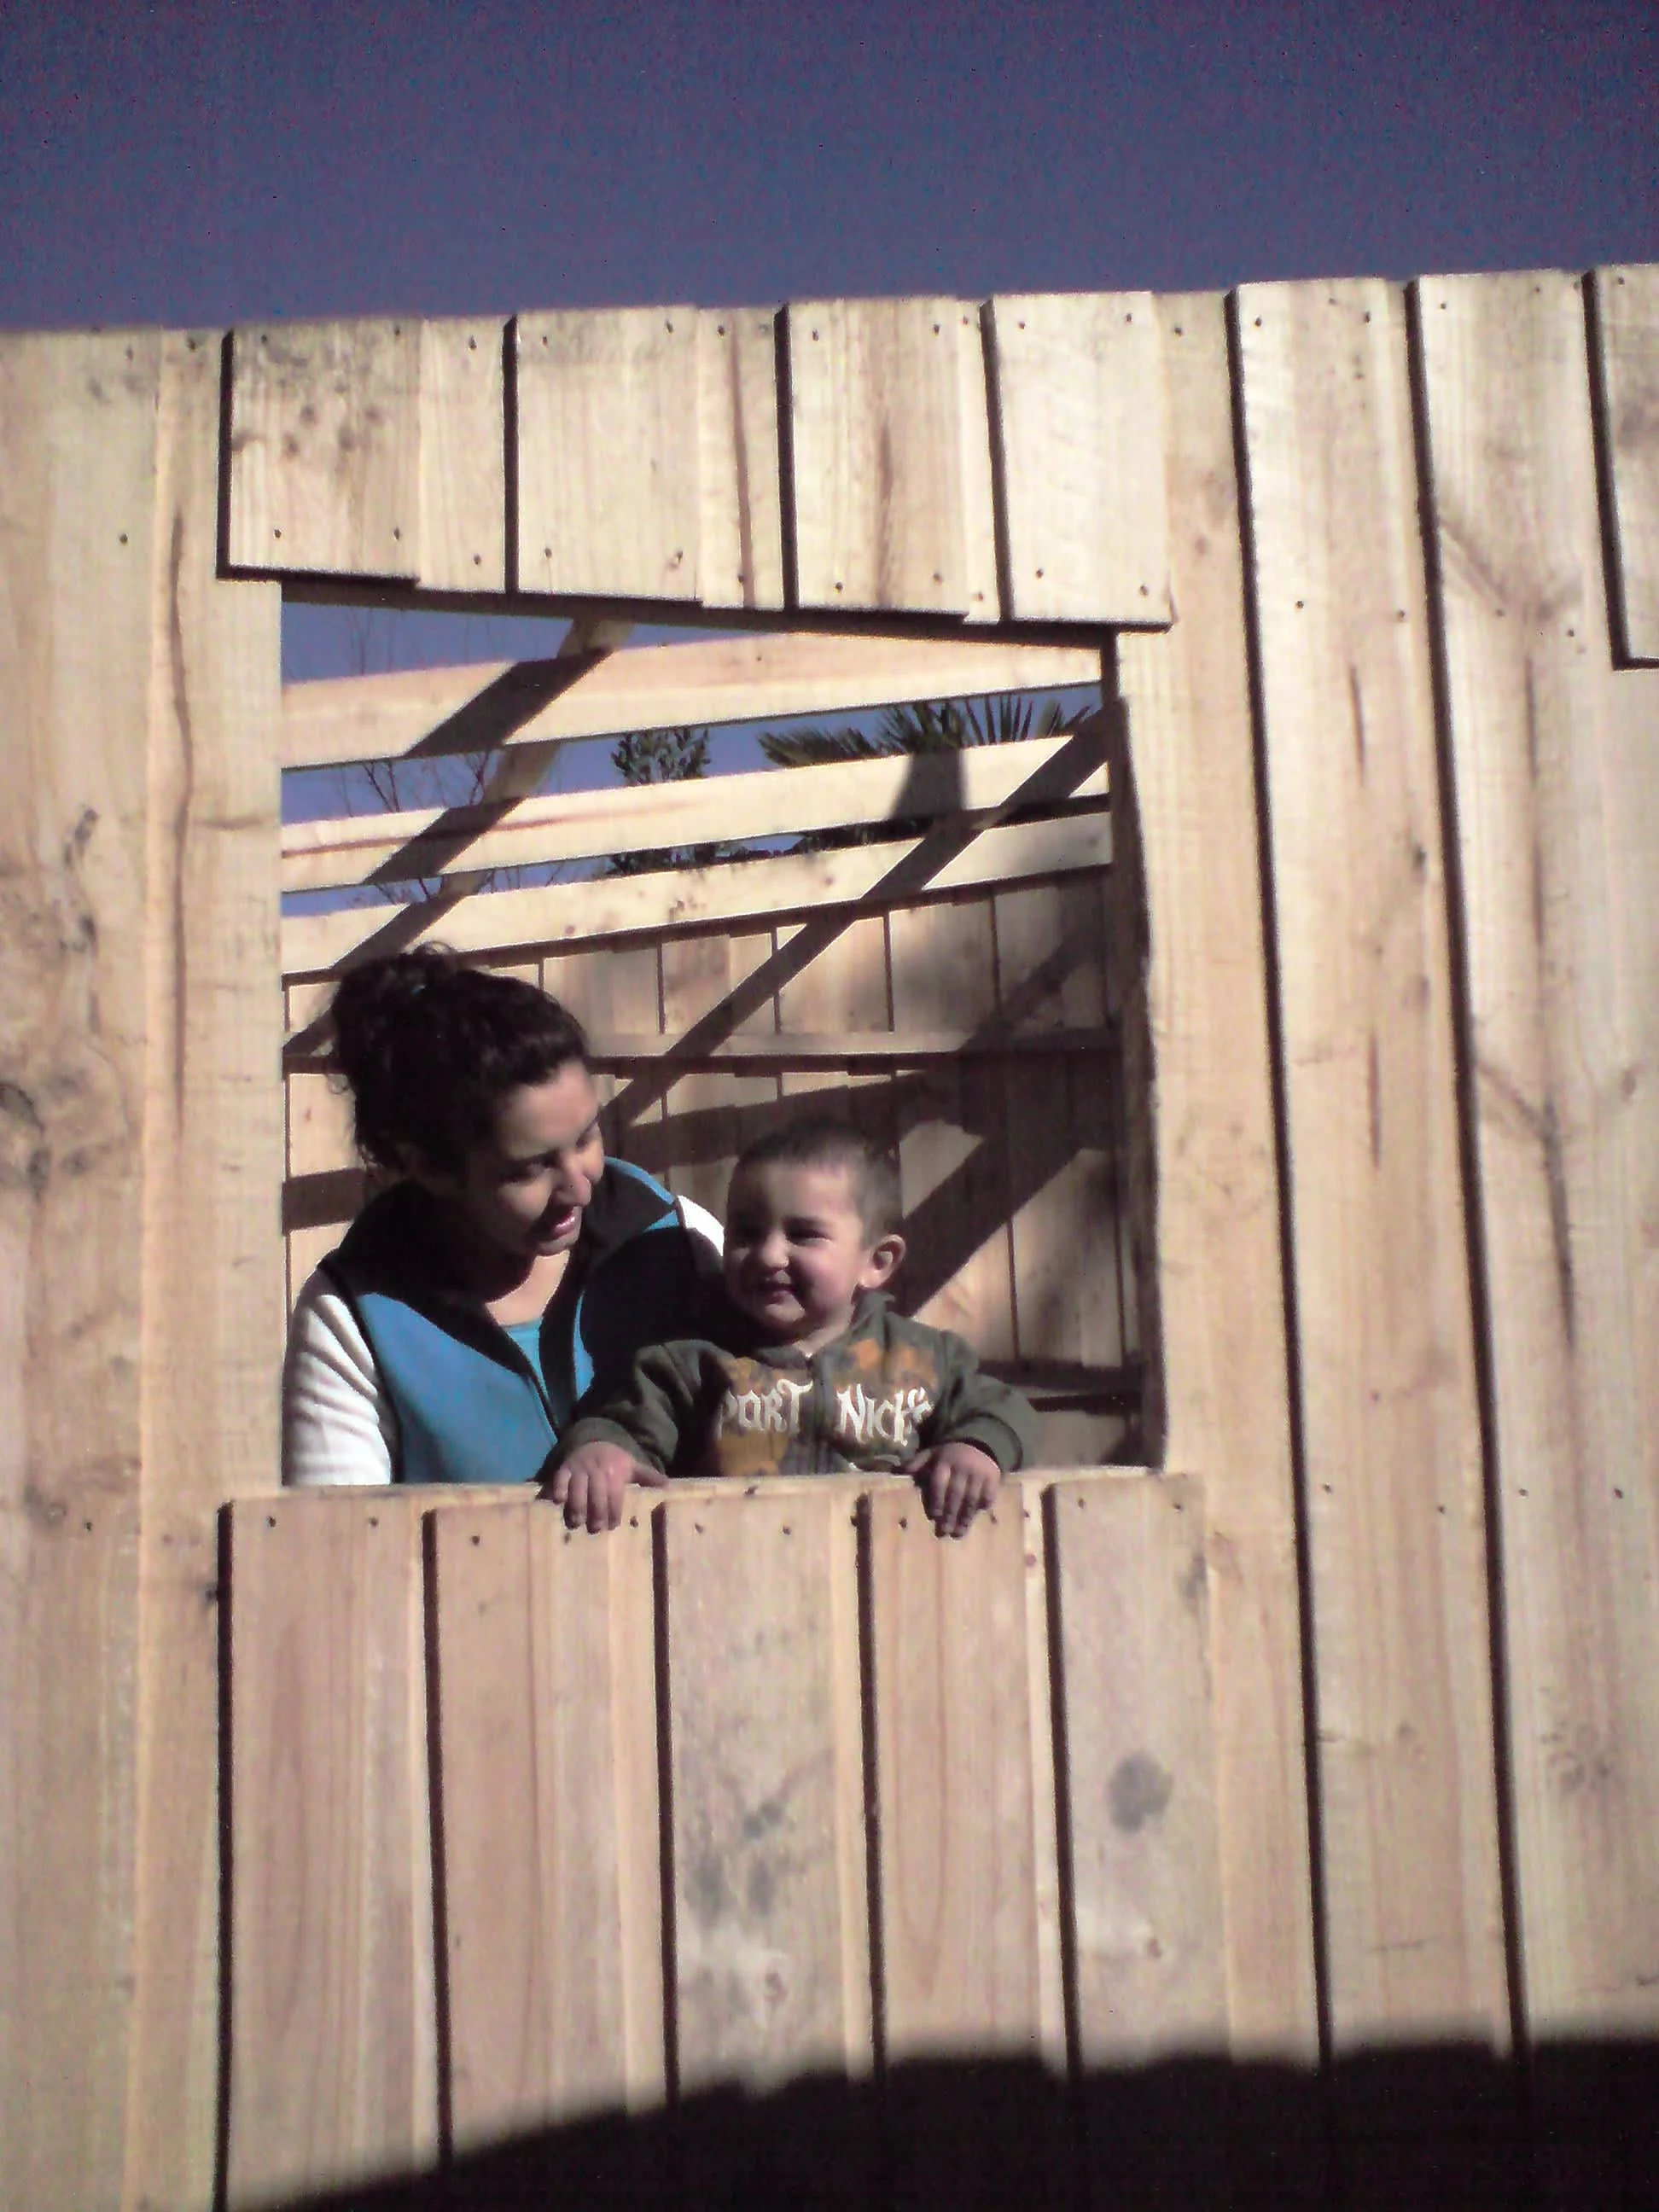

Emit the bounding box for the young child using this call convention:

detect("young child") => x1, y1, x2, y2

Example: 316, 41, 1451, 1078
547, 1117, 1037, 1537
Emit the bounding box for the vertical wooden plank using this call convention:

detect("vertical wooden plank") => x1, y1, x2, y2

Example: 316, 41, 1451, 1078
662, 1493, 870, 2089
866, 1487, 1049, 2210
1050, 1476, 1225, 2057
0, 329, 159, 2212
777, 911, 895, 1160
433, 1502, 663, 2143
124, 329, 285, 2211
955, 304, 1003, 622
1115, 293, 1318, 2053
888, 895, 1014, 1359
1419, 275, 1659, 2051
1591, 265, 1659, 662
543, 939, 665, 1167
696, 307, 786, 611
786, 297, 969, 614
226, 318, 420, 577
867, 1488, 1039, 2049
987, 291, 1172, 625
515, 307, 701, 602
1239, 277, 1506, 2050
225, 1494, 437, 2200
660, 926, 779, 1218
416, 315, 507, 592
996, 877, 1126, 1440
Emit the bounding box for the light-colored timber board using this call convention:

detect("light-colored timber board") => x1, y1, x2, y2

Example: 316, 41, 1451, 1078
282, 727, 1108, 892
866, 1490, 1040, 2053
224, 1496, 438, 2201
125, 333, 285, 2212
281, 808, 1114, 979
227, 318, 421, 579
1419, 270, 1659, 2039
416, 317, 508, 592
1239, 276, 1506, 2049
786, 296, 971, 614
656, 927, 781, 1246
0, 330, 160, 2212
515, 306, 702, 602
279, 630, 1103, 771
696, 307, 787, 610
888, 897, 1017, 1358
1048, 1476, 1227, 2061
661, 1493, 872, 2089
431, 1504, 664, 2145
1115, 291, 1316, 2052
987, 290, 1172, 625
1592, 265, 1659, 662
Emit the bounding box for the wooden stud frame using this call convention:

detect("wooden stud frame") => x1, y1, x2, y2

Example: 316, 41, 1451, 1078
2, 268, 1657, 2208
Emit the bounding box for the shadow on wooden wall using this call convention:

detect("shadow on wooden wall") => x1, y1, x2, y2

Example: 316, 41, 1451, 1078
218, 2041, 1659, 2210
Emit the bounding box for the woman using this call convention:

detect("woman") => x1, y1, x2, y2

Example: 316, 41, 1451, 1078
282, 947, 723, 1526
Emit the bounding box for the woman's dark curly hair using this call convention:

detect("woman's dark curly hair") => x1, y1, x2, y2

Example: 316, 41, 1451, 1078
325, 946, 591, 1177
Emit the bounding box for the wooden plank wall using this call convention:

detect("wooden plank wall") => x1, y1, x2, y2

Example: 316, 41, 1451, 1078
225, 296, 1173, 626
3, 266, 1658, 2210
222, 1474, 1225, 2202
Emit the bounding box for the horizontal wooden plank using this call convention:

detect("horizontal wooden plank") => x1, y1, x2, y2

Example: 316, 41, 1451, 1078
1591, 265, 1659, 661
282, 727, 1107, 890
290, 1022, 1115, 1073
279, 630, 1103, 770
282, 806, 1113, 978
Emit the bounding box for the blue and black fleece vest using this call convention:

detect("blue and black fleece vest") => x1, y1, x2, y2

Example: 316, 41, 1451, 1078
321, 1160, 721, 1486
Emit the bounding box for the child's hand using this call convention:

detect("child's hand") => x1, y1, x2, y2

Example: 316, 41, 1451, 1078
905, 1441, 1003, 1539
543, 1441, 664, 1533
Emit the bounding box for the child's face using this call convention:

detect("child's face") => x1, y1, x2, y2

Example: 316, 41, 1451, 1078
724, 1160, 904, 1353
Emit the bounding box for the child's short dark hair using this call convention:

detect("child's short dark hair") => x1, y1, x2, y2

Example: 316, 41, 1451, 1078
734, 1115, 903, 1238
326, 946, 590, 1175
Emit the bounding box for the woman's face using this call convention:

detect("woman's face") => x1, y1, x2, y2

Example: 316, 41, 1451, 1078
431, 1061, 606, 1266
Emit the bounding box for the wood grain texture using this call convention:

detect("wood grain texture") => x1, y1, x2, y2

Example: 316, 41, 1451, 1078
281, 730, 1109, 893
987, 290, 1172, 624
416, 316, 507, 591
661, 1493, 871, 2090
888, 895, 1016, 1359
125, 329, 285, 2212
0, 329, 160, 2212
432, 1503, 664, 2144
281, 810, 1115, 980
697, 307, 786, 609
1239, 277, 1506, 2048
1115, 292, 1316, 2052
1592, 265, 1659, 662
787, 296, 972, 614
515, 306, 701, 601
227, 318, 420, 578
865, 1487, 1039, 2053
955, 303, 1003, 621
225, 1496, 437, 2200
1418, 271, 1659, 2038
659, 926, 779, 1218
1049, 1476, 1226, 2058
280, 632, 1103, 771
996, 876, 1126, 1391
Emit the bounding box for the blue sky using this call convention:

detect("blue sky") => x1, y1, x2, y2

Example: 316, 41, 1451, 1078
4, 3, 1652, 331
